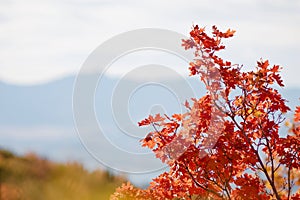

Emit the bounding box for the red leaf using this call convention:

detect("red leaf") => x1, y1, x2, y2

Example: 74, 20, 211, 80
184, 100, 191, 110
172, 114, 182, 121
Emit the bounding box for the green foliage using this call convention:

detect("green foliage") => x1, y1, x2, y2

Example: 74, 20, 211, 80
0, 149, 125, 200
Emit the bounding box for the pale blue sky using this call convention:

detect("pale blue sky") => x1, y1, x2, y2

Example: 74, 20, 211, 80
0, 0, 299, 87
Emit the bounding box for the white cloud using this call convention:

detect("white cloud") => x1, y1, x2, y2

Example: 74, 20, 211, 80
0, 0, 299, 86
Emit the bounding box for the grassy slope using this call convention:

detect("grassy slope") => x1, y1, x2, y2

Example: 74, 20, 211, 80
0, 149, 125, 200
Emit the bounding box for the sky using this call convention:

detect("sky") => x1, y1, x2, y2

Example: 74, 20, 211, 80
0, 0, 299, 87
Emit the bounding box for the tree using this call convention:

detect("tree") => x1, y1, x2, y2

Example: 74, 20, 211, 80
111, 25, 300, 200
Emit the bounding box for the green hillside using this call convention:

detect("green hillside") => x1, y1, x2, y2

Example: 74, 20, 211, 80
0, 149, 126, 200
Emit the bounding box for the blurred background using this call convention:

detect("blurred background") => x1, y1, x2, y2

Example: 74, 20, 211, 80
0, 0, 299, 199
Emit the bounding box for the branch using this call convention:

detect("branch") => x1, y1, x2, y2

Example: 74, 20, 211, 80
182, 160, 223, 199
287, 164, 291, 200
226, 106, 281, 200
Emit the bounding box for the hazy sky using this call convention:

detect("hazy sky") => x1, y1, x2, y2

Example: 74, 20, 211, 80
0, 0, 299, 86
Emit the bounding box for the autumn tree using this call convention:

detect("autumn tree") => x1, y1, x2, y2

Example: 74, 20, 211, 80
111, 25, 300, 200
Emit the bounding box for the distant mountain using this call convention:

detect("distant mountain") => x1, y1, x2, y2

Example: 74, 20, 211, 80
0, 76, 75, 127
0, 75, 299, 186
0, 75, 298, 127
0, 75, 205, 185
0, 75, 201, 127
281, 87, 300, 110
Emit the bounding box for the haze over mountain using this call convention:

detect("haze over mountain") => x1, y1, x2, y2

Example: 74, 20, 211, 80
0, 74, 203, 185
0, 75, 299, 186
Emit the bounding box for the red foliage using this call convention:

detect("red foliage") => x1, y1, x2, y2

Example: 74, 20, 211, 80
111, 25, 300, 200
